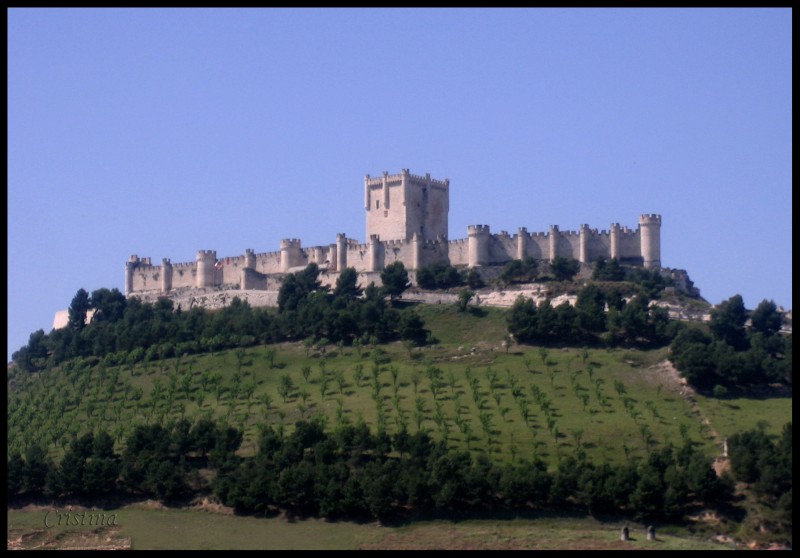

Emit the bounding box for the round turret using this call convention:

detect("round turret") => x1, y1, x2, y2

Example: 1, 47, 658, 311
579, 224, 590, 263
336, 233, 347, 272
639, 214, 662, 268
280, 239, 302, 272
467, 225, 490, 267
549, 225, 559, 262
244, 249, 256, 270
161, 258, 173, 292
124, 255, 139, 295
196, 250, 217, 288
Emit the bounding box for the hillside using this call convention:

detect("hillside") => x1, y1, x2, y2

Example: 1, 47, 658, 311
7, 284, 792, 547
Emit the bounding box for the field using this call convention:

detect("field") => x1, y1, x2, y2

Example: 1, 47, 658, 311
6, 507, 734, 550
8, 303, 791, 470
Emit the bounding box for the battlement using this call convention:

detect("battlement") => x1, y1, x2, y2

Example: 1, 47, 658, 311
364, 169, 450, 191
162, 258, 172, 266
255, 249, 282, 258
639, 214, 662, 224
173, 261, 195, 270
468, 224, 491, 235
127, 255, 153, 268
196, 250, 216, 261
280, 239, 302, 249
245, 249, 255, 257
336, 233, 347, 242
406, 170, 450, 190
365, 172, 402, 187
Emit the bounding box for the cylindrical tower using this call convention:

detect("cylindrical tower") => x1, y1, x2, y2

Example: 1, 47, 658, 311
196, 250, 216, 288
161, 258, 173, 293
467, 225, 490, 267
280, 240, 290, 272
639, 214, 662, 269
367, 235, 382, 272
517, 227, 528, 261
412, 232, 422, 270
336, 233, 347, 272
244, 249, 256, 270
280, 239, 302, 272
549, 225, 559, 262
579, 224, 590, 264
610, 223, 620, 260
125, 255, 139, 295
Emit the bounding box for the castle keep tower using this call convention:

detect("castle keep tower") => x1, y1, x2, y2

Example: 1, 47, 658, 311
365, 169, 449, 242
639, 214, 662, 269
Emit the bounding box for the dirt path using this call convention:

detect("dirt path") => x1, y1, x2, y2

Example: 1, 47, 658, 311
649, 360, 729, 476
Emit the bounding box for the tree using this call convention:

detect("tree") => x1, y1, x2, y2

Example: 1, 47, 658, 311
278, 263, 323, 313
380, 262, 411, 303
500, 258, 538, 285
709, 294, 748, 350
549, 256, 580, 282
334, 267, 363, 299
592, 257, 625, 281
507, 295, 538, 344
416, 263, 464, 290
576, 284, 606, 333
750, 299, 783, 337
90, 287, 127, 323
278, 374, 294, 403
398, 310, 429, 346
456, 289, 475, 312
466, 268, 485, 289
68, 288, 91, 331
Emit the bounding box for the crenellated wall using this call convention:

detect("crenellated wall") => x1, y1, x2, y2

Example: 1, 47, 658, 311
125, 169, 661, 296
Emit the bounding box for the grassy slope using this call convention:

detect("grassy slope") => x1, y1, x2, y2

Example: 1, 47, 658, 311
8, 303, 791, 471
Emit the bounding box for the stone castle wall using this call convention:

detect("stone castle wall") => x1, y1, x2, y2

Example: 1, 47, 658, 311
125, 169, 661, 296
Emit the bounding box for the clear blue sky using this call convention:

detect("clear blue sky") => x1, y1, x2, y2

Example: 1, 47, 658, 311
8, 8, 792, 361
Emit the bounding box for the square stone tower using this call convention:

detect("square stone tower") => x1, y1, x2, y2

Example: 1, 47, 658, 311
364, 169, 449, 241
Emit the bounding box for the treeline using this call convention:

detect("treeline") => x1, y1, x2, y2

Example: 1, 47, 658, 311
7, 419, 241, 503
507, 285, 675, 348
12, 263, 429, 374
727, 423, 792, 531
669, 296, 790, 390
8, 417, 740, 523
415, 257, 670, 293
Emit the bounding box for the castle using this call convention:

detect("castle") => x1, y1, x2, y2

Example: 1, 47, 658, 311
125, 169, 662, 296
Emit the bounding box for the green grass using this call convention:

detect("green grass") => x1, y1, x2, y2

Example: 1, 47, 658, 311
691, 392, 792, 440
7, 304, 792, 472
6, 508, 733, 550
